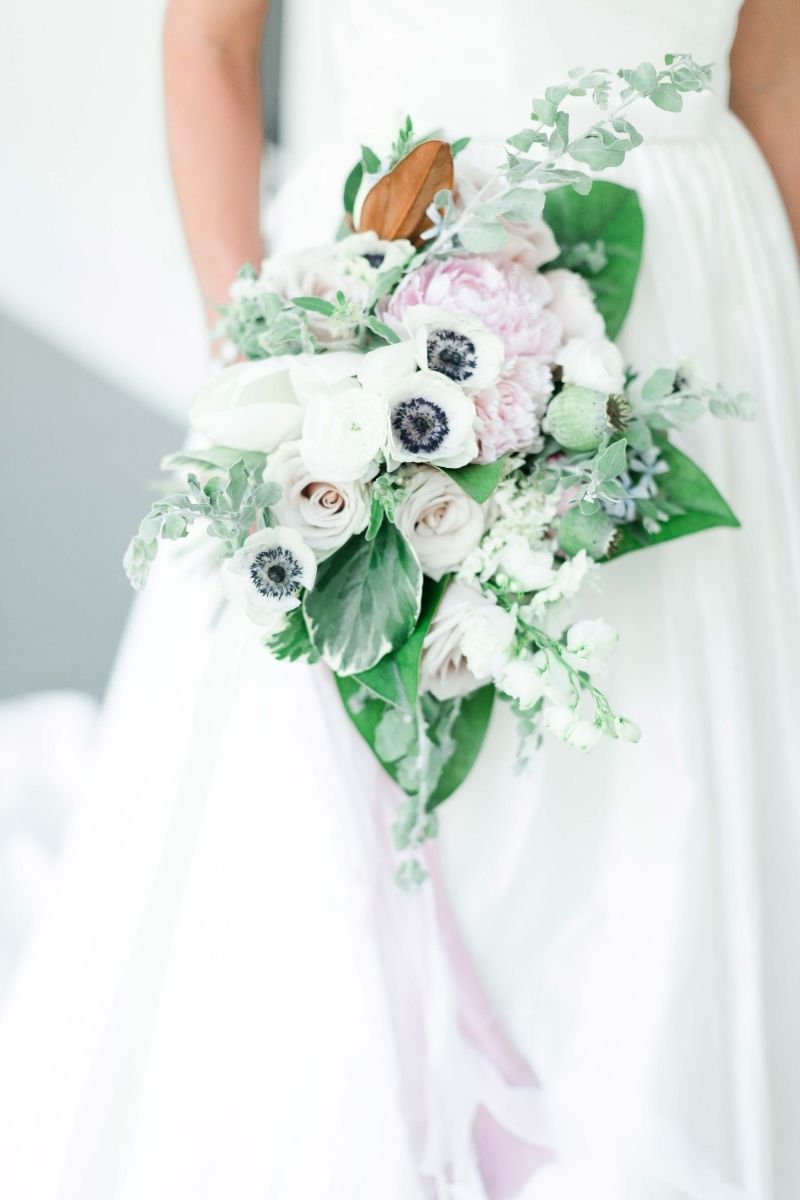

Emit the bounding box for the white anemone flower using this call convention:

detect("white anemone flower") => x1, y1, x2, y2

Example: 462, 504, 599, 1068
383, 371, 478, 470
223, 527, 317, 624
336, 231, 415, 280
403, 305, 505, 391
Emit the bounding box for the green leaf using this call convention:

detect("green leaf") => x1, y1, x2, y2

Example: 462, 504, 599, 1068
439, 457, 505, 504
343, 160, 363, 216
497, 187, 545, 222
226, 459, 248, 509
266, 607, 320, 663
543, 181, 644, 338
450, 136, 471, 157
459, 221, 509, 253
425, 686, 495, 809
365, 497, 385, 542
162, 447, 266, 473
365, 315, 400, 344
353, 576, 447, 709
614, 438, 739, 557
506, 128, 548, 153
595, 438, 628, 482
531, 97, 558, 125
303, 523, 422, 674
630, 62, 658, 95
361, 144, 381, 173
292, 295, 336, 317
650, 84, 683, 112
642, 367, 677, 403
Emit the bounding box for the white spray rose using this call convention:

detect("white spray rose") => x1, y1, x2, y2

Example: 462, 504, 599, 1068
394, 466, 486, 580
222, 526, 317, 624
300, 383, 387, 482
190, 357, 301, 453
420, 582, 514, 701
546, 269, 605, 341
264, 441, 370, 557
555, 337, 626, 395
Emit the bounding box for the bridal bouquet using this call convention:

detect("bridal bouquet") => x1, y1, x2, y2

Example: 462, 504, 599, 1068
127, 55, 750, 882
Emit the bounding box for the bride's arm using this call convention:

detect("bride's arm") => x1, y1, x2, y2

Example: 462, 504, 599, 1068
163, 0, 270, 323
730, 0, 800, 250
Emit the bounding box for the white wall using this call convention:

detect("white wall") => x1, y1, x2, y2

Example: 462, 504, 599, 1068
0, 0, 210, 420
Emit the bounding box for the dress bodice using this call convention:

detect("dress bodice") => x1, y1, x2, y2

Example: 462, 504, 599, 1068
326, 0, 744, 145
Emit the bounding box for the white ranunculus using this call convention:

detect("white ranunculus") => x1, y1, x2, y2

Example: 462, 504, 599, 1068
384, 371, 478, 470
223, 526, 317, 623
546, 269, 605, 341
403, 305, 505, 391
190, 357, 302, 453
264, 441, 370, 557
300, 383, 387, 482
394, 466, 486, 580
495, 535, 557, 593
562, 618, 619, 675
337, 231, 415, 280
420, 582, 513, 701
499, 652, 549, 709
555, 337, 626, 395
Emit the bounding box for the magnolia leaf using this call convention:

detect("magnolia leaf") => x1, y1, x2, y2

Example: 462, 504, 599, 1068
303, 523, 422, 674
439, 457, 506, 504
359, 139, 454, 245
543, 181, 644, 338
614, 439, 739, 557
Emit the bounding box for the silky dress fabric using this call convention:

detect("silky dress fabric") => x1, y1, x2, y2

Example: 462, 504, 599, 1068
1, 0, 800, 1197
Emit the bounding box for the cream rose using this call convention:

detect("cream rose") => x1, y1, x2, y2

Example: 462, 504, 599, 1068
395, 466, 486, 580
420, 581, 515, 701
261, 248, 371, 346
190, 357, 301, 453
264, 441, 370, 557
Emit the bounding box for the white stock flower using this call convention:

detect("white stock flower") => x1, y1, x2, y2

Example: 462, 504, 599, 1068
420, 582, 512, 701
223, 527, 317, 624
264, 441, 370, 556
403, 305, 505, 391
555, 337, 626, 394
524, 550, 597, 619
190, 357, 301, 452
562, 619, 619, 675
300, 384, 387, 482
499, 652, 549, 709
394, 466, 486, 580
614, 716, 642, 743
566, 720, 604, 751
495, 535, 557, 593
384, 372, 478, 470
546, 269, 605, 341
541, 703, 578, 740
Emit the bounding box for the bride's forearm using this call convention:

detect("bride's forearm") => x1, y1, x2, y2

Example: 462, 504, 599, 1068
730, 0, 800, 253
163, 0, 270, 326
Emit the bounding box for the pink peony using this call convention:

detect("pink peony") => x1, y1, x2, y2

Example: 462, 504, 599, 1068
383, 256, 563, 361
473, 357, 553, 463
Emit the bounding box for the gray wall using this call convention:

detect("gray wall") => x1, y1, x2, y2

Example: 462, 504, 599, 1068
0, 315, 181, 701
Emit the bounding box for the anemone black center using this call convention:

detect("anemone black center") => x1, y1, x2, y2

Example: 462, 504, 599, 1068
250, 547, 302, 599
391, 397, 449, 455
362, 252, 385, 269
426, 329, 478, 383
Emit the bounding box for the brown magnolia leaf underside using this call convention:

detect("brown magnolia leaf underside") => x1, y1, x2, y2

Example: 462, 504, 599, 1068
359, 140, 454, 245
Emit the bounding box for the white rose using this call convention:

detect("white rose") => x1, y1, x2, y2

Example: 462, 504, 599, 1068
300, 383, 387, 482
190, 357, 302, 453
262, 248, 370, 345
496, 534, 557, 592
555, 337, 626, 395
403, 305, 505, 391
384, 371, 478, 470
394, 466, 486, 580
499, 652, 549, 709
222, 526, 317, 624
264, 441, 370, 557
420, 582, 514, 701
546, 269, 605, 341
562, 618, 619, 675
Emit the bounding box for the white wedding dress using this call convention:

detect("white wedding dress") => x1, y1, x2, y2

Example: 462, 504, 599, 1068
2, 1, 800, 1197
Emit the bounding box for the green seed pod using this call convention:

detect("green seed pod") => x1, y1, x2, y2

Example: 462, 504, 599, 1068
543, 385, 611, 452
558, 507, 621, 559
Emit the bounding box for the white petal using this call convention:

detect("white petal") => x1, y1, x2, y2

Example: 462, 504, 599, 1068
356, 340, 417, 394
